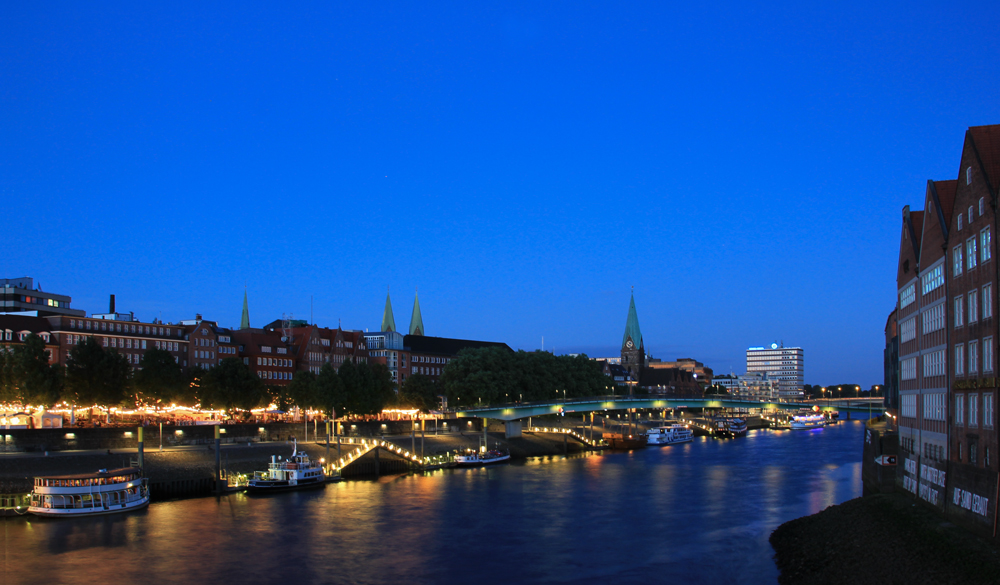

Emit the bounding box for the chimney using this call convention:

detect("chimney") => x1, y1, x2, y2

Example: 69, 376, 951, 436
110, 294, 116, 314
196, 313, 202, 321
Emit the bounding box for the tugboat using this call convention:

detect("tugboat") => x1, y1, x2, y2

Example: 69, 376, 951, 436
247, 440, 326, 494
454, 449, 510, 467
28, 467, 149, 517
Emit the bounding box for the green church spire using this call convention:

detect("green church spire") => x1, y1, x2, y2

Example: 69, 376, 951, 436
382, 289, 396, 332
240, 289, 251, 330
622, 290, 642, 350
409, 289, 424, 336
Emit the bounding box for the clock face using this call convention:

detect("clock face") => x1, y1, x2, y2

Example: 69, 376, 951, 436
626, 340, 633, 348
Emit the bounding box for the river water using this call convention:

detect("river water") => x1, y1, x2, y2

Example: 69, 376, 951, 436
2, 420, 864, 584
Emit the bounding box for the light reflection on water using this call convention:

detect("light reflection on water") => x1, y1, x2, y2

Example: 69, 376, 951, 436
3, 421, 864, 584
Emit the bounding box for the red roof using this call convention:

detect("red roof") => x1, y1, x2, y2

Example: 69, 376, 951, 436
969, 125, 1000, 192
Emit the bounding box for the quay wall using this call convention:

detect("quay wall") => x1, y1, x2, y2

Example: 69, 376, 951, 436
0, 419, 482, 453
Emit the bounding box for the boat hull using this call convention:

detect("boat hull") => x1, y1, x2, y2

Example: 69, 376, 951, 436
454, 455, 510, 467
246, 477, 327, 494
28, 496, 149, 518
647, 436, 693, 446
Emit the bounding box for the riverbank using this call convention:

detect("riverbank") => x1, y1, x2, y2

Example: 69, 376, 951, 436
0, 430, 592, 496
770, 493, 1000, 584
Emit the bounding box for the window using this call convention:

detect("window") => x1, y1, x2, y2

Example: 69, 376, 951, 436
902, 394, 917, 418
970, 291, 979, 323
900, 284, 916, 308
968, 237, 978, 269
985, 284, 994, 319
959, 213, 964, 231
986, 337, 994, 372
967, 166, 973, 185
980, 197, 986, 216
925, 349, 946, 376
982, 228, 992, 262
985, 393, 994, 429
956, 394, 965, 425
955, 296, 965, 327
970, 394, 979, 428
970, 340, 979, 374
923, 393, 946, 421
956, 344, 965, 375
922, 305, 944, 334
921, 265, 944, 294
902, 357, 917, 380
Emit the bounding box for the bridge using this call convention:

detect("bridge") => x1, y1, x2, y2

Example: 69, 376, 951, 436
453, 395, 883, 422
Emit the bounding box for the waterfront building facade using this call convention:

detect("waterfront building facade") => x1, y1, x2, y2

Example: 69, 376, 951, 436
890, 124, 1000, 535
746, 345, 804, 399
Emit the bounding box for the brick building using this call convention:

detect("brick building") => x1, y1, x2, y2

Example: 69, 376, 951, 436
892, 124, 1000, 533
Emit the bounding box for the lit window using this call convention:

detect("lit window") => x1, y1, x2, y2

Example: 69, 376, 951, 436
968, 237, 978, 269
982, 228, 992, 263
954, 246, 964, 276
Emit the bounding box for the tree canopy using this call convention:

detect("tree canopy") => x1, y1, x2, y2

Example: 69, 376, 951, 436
3, 334, 63, 407
65, 337, 131, 408
440, 348, 615, 407
133, 348, 187, 407
199, 357, 266, 415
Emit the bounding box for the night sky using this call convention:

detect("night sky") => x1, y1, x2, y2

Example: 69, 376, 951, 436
3, 3, 999, 386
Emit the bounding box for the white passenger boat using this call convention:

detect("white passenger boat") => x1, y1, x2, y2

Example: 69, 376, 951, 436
714, 417, 747, 438
454, 449, 510, 467
28, 467, 149, 517
247, 441, 326, 494
646, 424, 694, 446
790, 413, 826, 430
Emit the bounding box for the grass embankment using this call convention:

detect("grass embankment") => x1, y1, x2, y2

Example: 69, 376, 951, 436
771, 493, 1000, 584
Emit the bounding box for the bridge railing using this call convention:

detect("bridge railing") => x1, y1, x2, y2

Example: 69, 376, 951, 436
448, 394, 879, 413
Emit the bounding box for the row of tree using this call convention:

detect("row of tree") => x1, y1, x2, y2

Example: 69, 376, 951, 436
438, 348, 616, 406
0, 334, 401, 418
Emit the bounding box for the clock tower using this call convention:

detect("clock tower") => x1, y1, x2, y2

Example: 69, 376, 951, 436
621, 291, 644, 391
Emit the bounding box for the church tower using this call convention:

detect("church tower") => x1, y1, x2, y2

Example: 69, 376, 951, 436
382, 289, 396, 332
240, 289, 251, 330
409, 289, 424, 336
621, 291, 644, 389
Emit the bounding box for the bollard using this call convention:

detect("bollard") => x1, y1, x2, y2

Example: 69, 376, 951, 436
214, 426, 222, 494
137, 426, 144, 473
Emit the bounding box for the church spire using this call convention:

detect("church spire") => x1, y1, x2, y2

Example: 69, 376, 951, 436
382, 288, 396, 332
409, 289, 424, 336
622, 289, 642, 350
240, 288, 251, 330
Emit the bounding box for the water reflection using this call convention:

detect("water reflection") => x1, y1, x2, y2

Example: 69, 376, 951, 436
4, 422, 863, 584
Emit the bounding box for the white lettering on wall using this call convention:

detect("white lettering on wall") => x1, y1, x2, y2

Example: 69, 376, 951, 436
905, 458, 918, 474
920, 464, 947, 488
953, 488, 990, 517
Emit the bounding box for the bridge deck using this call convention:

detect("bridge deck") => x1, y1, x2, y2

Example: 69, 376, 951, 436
453, 396, 882, 421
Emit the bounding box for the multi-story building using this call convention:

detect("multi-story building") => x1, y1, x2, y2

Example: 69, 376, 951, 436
891, 124, 1000, 534
884, 309, 899, 415
1, 277, 85, 317
647, 358, 713, 388
746, 344, 804, 399
713, 372, 779, 400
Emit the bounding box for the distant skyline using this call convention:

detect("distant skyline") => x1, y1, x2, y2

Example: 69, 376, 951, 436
4, 3, 1000, 386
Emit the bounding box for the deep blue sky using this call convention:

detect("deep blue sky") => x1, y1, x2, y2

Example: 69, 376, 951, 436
3, 3, 998, 386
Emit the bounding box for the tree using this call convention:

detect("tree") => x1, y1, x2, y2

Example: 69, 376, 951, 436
369, 362, 396, 413
200, 358, 265, 417
315, 363, 345, 419
338, 358, 362, 415
133, 349, 186, 407
0, 348, 14, 404
401, 373, 440, 411
65, 337, 131, 409
8, 334, 63, 408
705, 384, 729, 396
288, 371, 318, 411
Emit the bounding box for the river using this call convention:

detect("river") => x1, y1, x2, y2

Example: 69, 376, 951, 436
2, 419, 864, 584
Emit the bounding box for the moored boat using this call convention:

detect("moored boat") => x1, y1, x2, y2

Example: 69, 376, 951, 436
454, 449, 510, 467
247, 442, 326, 494
603, 432, 648, 450
28, 467, 149, 517
790, 413, 826, 430
714, 417, 747, 438
645, 424, 694, 446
